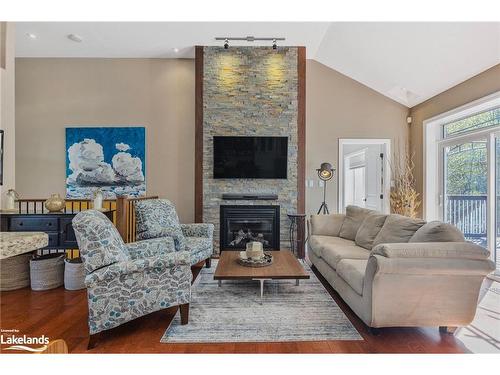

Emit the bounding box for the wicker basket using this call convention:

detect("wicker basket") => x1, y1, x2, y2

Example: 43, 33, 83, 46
0, 254, 32, 291
30, 254, 65, 291
64, 258, 86, 290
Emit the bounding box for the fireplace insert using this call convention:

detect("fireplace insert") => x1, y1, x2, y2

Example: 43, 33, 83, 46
220, 205, 280, 251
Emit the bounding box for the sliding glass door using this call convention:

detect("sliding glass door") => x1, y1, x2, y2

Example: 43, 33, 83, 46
443, 139, 488, 247
439, 107, 500, 273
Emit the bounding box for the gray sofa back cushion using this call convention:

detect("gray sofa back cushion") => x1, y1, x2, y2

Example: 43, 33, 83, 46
355, 214, 388, 250
372, 214, 426, 247
409, 221, 465, 243
339, 206, 375, 240
310, 214, 345, 237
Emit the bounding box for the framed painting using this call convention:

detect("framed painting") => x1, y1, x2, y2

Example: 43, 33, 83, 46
65, 127, 146, 198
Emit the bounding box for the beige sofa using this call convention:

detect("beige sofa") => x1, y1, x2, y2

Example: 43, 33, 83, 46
308, 206, 495, 331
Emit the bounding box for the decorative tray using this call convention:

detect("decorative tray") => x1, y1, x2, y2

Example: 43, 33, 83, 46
237, 253, 273, 268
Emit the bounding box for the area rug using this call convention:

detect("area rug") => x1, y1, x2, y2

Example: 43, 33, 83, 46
161, 260, 362, 343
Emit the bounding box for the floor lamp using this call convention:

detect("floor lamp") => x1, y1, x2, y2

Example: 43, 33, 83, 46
317, 162, 335, 214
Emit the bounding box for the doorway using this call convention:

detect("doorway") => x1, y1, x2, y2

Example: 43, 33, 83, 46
338, 139, 391, 213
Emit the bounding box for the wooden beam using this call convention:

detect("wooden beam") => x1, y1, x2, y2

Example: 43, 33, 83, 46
297, 46, 306, 215
195, 46, 204, 223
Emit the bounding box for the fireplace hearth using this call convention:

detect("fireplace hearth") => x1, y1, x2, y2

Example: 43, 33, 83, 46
220, 205, 280, 251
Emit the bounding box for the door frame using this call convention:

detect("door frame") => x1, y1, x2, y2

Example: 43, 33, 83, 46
338, 138, 391, 214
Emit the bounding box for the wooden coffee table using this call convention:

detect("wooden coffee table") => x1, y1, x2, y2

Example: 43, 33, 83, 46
214, 250, 310, 304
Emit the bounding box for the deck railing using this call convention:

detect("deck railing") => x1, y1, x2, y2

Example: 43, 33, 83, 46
445, 195, 489, 238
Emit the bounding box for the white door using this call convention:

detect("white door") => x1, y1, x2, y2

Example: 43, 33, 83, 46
340, 140, 389, 213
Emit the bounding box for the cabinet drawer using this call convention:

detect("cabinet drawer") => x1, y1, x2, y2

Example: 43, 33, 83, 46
9, 217, 58, 231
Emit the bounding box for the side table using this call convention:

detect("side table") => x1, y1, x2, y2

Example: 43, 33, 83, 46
287, 213, 306, 259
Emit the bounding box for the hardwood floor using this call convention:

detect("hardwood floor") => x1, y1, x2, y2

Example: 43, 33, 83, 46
0, 263, 466, 354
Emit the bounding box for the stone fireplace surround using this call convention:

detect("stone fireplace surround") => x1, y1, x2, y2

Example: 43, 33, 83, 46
195, 46, 305, 254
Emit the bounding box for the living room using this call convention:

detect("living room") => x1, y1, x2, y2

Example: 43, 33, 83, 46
1, 0, 499, 372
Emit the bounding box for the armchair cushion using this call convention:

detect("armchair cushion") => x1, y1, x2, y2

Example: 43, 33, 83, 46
73, 210, 128, 273
181, 223, 214, 238
372, 214, 426, 247
355, 214, 388, 250
339, 206, 375, 240
134, 199, 186, 251
85, 250, 191, 285
125, 237, 177, 260
185, 237, 213, 264
410, 221, 465, 243
371, 242, 490, 260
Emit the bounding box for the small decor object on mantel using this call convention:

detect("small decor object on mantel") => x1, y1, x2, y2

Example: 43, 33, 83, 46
44, 193, 66, 212
93, 188, 103, 210
4, 189, 19, 212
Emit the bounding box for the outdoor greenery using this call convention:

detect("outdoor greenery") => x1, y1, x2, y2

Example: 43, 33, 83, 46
445, 142, 487, 195
444, 107, 499, 138
444, 108, 499, 195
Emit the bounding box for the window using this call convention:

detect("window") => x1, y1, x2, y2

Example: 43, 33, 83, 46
443, 107, 500, 138
425, 92, 500, 276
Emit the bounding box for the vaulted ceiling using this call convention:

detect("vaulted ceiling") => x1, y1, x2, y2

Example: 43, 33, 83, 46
15, 22, 500, 107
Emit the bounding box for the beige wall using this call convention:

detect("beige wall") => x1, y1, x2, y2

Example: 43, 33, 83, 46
409, 63, 500, 215
306, 60, 409, 214
15, 58, 195, 221
0, 22, 15, 207
15, 57, 409, 220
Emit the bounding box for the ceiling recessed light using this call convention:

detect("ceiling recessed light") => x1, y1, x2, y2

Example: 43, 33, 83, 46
67, 34, 83, 43
26, 33, 37, 40
172, 48, 179, 53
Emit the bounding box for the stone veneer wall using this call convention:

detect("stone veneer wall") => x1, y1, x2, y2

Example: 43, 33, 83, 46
202, 46, 299, 253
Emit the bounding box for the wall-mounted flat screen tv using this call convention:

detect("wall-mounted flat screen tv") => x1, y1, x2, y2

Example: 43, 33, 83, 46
213, 136, 288, 179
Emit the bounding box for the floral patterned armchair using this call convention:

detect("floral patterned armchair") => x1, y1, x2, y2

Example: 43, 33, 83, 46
73, 210, 191, 348
134, 199, 214, 267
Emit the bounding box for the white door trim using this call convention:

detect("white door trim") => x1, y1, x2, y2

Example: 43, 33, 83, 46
338, 138, 391, 214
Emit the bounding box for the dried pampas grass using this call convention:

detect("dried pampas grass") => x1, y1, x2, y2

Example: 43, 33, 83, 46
390, 152, 421, 218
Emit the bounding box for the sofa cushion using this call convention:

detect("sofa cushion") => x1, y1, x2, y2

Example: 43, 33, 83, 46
336, 259, 368, 295
321, 244, 370, 270
134, 199, 186, 251
308, 235, 356, 259
310, 214, 345, 237
355, 214, 388, 250
372, 214, 426, 247
409, 221, 465, 243
339, 206, 376, 240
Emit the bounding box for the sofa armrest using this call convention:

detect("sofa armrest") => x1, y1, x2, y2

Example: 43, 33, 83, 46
125, 237, 176, 260
181, 223, 214, 238
309, 214, 345, 237
371, 242, 490, 261
85, 250, 191, 285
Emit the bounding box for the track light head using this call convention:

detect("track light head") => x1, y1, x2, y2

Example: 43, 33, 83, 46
224, 38, 229, 49
272, 39, 277, 49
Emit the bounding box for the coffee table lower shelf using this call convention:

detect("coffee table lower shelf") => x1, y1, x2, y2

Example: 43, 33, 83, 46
214, 251, 310, 305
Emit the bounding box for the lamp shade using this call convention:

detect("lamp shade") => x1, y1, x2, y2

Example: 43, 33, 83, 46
317, 162, 334, 181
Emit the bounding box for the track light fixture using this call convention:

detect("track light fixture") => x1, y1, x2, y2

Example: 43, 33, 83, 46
216, 36, 285, 49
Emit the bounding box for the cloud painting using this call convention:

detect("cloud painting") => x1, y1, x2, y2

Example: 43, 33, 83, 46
66, 127, 146, 198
